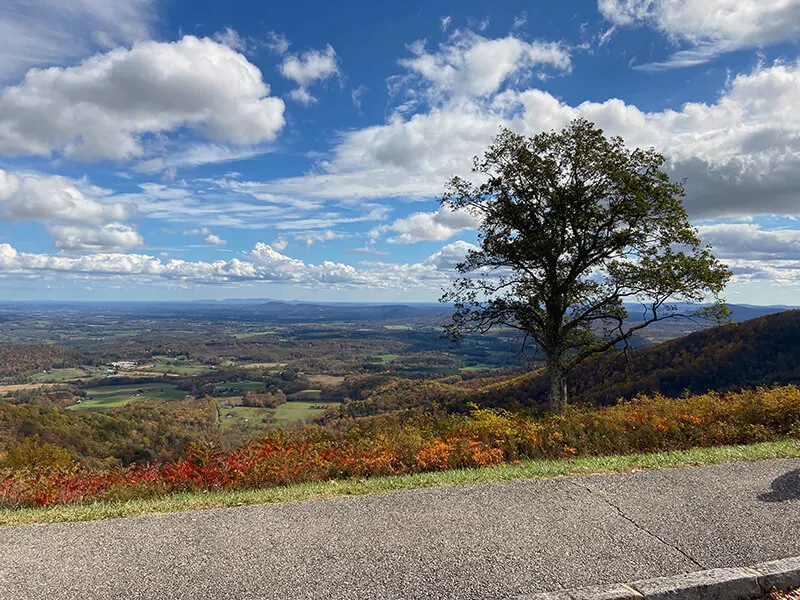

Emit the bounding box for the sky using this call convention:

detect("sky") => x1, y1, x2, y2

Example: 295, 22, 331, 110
0, 0, 799, 304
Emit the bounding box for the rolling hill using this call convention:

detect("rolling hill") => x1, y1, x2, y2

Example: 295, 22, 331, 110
475, 309, 800, 408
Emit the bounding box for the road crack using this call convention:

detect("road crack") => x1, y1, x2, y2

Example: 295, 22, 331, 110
569, 480, 706, 569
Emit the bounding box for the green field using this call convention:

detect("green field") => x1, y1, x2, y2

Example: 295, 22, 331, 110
142, 357, 214, 375
219, 406, 273, 429
213, 381, 265, 396
460, 364, 497, 372
28, 368, 101, 383
71, 383, 185, 411
218, 400, 335, 429
274, 401, 334, 424
376, 354, 400, 362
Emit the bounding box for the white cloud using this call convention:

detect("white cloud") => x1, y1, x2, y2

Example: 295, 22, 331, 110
271, 236, 288, 252
0, 35, 286, 160
440, 16, 452, 32
351, 85, 368, 111
204, 233, 227, 246
289, 87, 318, 106
183, 227, 212, 236
698, 223, 800, 260
598, 0, 800, 69
265, 31, 290, 55
49, 223, 144, 252
399, 30, 572, 99
261, 60, 800, 220
136, 144, 271, 174
279, 44, 341, 105
294, 230, 349, 246
0, 169, 131, 224
693, 222, 800, 287
213, 27, 247, 53
0, 0, 155, 80
422, 240, 478, 270
342, 246, 390, 256
0, 241, 469, 288
382, 205, 480, 243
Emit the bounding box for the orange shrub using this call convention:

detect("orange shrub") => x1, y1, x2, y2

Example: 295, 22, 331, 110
1, 386, 799, 509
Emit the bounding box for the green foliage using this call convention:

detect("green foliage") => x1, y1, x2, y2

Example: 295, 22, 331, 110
441, 119, 731, 411
1, 435, 73, 469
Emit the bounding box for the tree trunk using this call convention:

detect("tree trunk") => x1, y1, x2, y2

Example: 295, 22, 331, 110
547, 359, 568, 414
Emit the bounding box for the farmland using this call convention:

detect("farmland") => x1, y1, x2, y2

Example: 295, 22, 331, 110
72, 383, 186, 411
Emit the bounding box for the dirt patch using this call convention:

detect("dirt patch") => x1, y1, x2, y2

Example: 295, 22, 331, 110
306, 374, 345, 387
0, 383, 60, 393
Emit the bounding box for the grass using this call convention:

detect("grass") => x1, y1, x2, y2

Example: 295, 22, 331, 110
71, 383, 185, 411
143, 360, 213, 375
376, 354, 400, 362
219, 405, 272, 429
460, 364, 497, 373
218, 400, 334, 428
213, 381, 265, 396
306, 374, 345, 387
273, 400, 333, 424
28, 368, 95, 383
2, 439, 796, 526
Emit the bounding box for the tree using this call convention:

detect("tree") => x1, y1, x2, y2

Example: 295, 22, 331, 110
441, 119, 732, 413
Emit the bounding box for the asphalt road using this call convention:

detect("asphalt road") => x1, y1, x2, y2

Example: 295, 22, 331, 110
1, 459, 799, 600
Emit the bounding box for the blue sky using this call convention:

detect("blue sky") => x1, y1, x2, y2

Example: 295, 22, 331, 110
0, 0, 799, 304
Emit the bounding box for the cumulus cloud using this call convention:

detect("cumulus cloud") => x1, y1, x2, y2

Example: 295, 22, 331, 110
598, 0, 800, 69
204, 233, 226, 246
0, 241, 467, 288
261, 60, 800, 221
279, 44, 340, 105
0, 169, 131, 224
381, 206, 480, 243
0, 0, 155, 80
0, 35, 286, 160
49, 223, 144, 252
399, 30, 572, 99
422, 240, 478, 270
698, 223, 800, 260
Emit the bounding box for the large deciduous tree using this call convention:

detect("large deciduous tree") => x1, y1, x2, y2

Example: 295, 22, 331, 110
441, 119, 731, 413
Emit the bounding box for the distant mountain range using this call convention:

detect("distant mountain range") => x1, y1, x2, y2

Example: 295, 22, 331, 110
0, 300, 794, 326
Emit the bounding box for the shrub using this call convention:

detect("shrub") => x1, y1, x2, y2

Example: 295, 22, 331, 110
2, 386, 799, 509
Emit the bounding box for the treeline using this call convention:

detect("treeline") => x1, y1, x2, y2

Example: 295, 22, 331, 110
0, 344, 83, 377
0, 398, 219, 468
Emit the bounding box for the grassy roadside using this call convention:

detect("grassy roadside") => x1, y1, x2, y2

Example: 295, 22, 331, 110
1, 439, 797, 526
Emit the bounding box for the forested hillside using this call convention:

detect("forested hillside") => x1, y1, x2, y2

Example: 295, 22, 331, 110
475, 309, 800, 408
0, 344, 82, 377
328, 310, 800, 418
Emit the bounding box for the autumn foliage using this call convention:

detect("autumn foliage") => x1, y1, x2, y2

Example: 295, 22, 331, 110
2, 386, 799, 509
